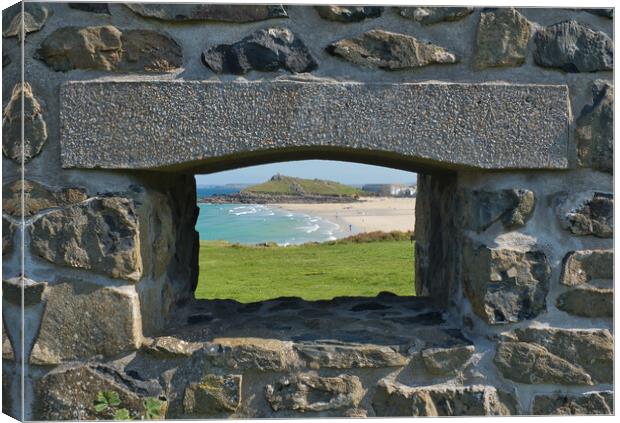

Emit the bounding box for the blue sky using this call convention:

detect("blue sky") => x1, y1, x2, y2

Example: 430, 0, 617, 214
195, 160, 417, 186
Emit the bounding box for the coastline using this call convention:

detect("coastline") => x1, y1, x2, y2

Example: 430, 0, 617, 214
272, 197, 416, 235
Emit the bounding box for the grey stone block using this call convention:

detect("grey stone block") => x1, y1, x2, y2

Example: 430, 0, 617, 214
59, 81, 570, 171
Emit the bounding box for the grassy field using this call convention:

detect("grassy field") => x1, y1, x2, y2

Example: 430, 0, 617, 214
196, 236, 415, 302
242, 174, 365, 197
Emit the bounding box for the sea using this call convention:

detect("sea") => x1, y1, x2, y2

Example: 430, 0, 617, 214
196, 186, 345, 245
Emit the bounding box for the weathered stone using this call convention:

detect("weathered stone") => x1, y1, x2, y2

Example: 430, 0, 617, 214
327, 29, 458, 70
463, 243, 550, 324
397, 7, 473, 24
2, 277, 46, 306
2, 2, 48, 39
30, 197, 142, 281
532, 391, 613, 415
183, 374, 241, 416
266, 373, 363, 412
2, 365, 14, 416
2, 215, 15, 256
494, 341, 592, 385
34, 363, 165, 420
37, 26, 182, 72
2, 83, 48, 163
534, 20, 613, 72
372, 380, 514, 416
474, 8, 530, 69
202, 28, 317, 75
557, 287, 613, 317
294, 340, 408, 368
462, 189, 535, 231
421, 345, 475, 376
30, 280, 141, 365
315, 6, 382, 22
2, 323, 14, 361
556, 192, 613, 238
125, 3, 287, 22
3, 179, 87, 217
583, 9, 613, 19
142, 336, 202, 358
68, 3, 110, 14
3, 53, 10, 67
210, 337, 301, 371
60, 81, 570, 172
497, 327, 613, 384
560, 249, 612, 286
576, 80, 613, 173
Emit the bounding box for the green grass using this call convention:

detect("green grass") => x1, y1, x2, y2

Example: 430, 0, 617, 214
242, 174, 365, 197
196, 238, 415, 302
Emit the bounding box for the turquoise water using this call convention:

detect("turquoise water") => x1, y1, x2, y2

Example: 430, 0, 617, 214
196, 203, 345, 245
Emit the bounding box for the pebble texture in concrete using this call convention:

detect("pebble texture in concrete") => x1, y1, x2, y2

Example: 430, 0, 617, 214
60, 81, 570, 171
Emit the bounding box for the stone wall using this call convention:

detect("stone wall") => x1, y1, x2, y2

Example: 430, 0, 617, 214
2, 2, 613, 419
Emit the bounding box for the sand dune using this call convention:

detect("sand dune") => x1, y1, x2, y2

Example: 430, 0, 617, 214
274, 197, 416, 235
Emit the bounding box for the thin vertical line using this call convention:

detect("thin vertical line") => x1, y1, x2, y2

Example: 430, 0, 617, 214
20, 1, 25, 421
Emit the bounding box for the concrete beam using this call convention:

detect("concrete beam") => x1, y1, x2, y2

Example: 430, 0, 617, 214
59, 81, 570, 172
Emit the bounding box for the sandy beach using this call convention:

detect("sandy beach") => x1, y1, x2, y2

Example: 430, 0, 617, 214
274, 197, 416, 235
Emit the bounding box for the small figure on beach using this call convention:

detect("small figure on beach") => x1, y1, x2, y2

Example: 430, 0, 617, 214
349, 224, 352, 232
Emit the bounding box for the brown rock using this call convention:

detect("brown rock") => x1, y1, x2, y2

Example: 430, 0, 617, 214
2, 277, 46, 306
2, 323, 14, 361
30, 197, 142, 281
560, 249, 613, 286
461, 189, 535, 232
556, 192, 613, 238
211, 337, 301, 371
29, 280, 141, 365
34, 363, 165, 420
2, 83, 48, 163
494, 341, 592, 385
315, 6, 382, 22
474, 8, 531, 69
397, 7, 473, 25
2, 2, 48, 39
556, 287, 613, 318
266, 372, 363, 412
326, 29, 458, 70
421, 345, 475, 376
142, 336, 202, 358
532, 391, 613, 415
372, 380, 515, 416
2, 179, 87, 217
463, 243, 550, 324
294, 340, 408, 369
183, 374, 241, 416
124, 3, 287, 22
37, 25, 181, 72
576, 80, 613, 173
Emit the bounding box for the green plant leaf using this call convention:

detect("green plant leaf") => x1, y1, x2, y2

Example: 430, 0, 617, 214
94, 402, 108, 413
143, 397, 162, 419
106, 391, 122, 407
113, 408, 131, 420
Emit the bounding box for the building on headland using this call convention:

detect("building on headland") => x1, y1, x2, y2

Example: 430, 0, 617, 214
362, 184, 417, 197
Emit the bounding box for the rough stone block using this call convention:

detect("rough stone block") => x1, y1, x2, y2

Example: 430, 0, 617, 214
2, 323, 14, 361
2, 82, 48, 163
372, 380, 515, 416
124, 3, 287, 22
2, 2, 48, 38
2, 277, 46, 306
266, 372, 363, 412
142, 336, 202, 358
294, 340, 408, 369
30, 197, 142, 281
183, 374, 241, 417
532, 391, 613, 415
34, 363, 165, 420
494, 327, 612, 384
576, 80, 613, 173
315, 6, 382, 22
474, 8, 531, 69
209, 337, 302, 371
29, 280, 141, 365
560, 249, 613, 286
202, 28, 317, 74
420, 345, 475, 376
461, 189, 535, 232
37, 26, 182, 72
3, 179, 87, 217
327, 29, 458, 70
534, 20, 613, 72
556, 287, 613, 317
59, 81, 571, 171
463, 243, 550, 324
396, 7, 473, 24
556, 191, 613, 238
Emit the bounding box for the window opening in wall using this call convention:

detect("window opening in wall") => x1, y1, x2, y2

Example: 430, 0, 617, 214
193, 160, 418, 303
